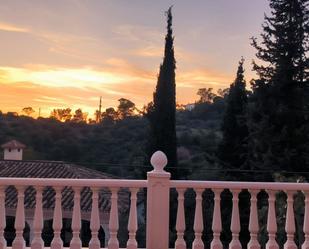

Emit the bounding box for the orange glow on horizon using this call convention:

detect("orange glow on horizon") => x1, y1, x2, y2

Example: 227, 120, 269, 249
0, 63, 233, 119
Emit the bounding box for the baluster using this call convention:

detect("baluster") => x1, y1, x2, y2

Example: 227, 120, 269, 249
127, 188, 138, 249
31, 187, 44, 249
193, 188, 204, 249
229, 189, 241, 249
51, 187, 63, 249
12, 186, 25, 249
248, 190, 260, 249
175, 188, 186, 249
108, 188, 119, 249
284, 191, 297, 249
302, 191, 309, 249
89, 188, 100, 249
70, 187, 81, 249
0, 186, 6, 249
266, 190, 279, 249
211, 189, 222, 249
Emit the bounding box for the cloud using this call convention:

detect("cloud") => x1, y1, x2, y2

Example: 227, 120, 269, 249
0, 22, 29, 33
0, 61, 232, 117
113, 24, 162, 43
0, 63, 155, 116
177, 69, 232, 88
0, 20, 106, 65
134, 45, 163, 58
0, 66, 143, 89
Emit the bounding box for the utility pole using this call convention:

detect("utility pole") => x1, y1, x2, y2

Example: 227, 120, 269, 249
96, 96, 102, 123
99, 96, 102, 116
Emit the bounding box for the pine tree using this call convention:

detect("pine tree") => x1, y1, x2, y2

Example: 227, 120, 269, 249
217, 58, 248, 171
147, 7, 178, 179
248, 0, 309, 172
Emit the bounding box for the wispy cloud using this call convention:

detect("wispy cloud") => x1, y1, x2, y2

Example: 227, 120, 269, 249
0, 63, 235, 116
177, 69, 232, 87
0, 65, 143, 89
134, 45, 163, 58
113, 24, 162, 43
0, 22, 29, 33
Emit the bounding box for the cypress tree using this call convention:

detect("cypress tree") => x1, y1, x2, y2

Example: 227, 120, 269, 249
248, 0, 309, 172
147, 7, 178, 179
217, 58, 248, 172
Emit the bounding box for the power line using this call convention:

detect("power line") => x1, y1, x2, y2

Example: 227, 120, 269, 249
72, 161, 309, 175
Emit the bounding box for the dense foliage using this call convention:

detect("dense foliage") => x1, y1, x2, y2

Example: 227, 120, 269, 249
248, 0, 309, 173
0, 97, 225, 179
217, 58, 248, 173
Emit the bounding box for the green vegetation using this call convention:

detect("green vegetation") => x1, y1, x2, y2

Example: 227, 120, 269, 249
0, 92, 224, 180
248, 0, 309, 173
217, 58, 248, 175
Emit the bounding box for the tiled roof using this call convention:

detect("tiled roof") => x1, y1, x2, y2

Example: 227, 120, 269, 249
1, 140, 26, 149
0, 160, 130, 213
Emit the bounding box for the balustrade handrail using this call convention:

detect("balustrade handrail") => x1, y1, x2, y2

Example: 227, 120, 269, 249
171, 179, 309, 191
1, 178, 308, 191
0, 177, 148, 188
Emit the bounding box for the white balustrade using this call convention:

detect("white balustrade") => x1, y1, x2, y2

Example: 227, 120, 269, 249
12, 186, 26, 249
108, 188, 119, 249
89, 188, 100, 249
51, 187, 63, 249
193, 188, 204, 249
31, 187, 44, 249
284, 191, 297, 249
266, 190, 279, 249
70, 187, 82, 249
127, 188, 138, 249
211, 189, 222, 249
302, 191, 309, 249
0, 186, 6, 249
175, 188, 186, 249
2, 152, 309, 249
248, 190, 260, 249
229, 190, 241, 249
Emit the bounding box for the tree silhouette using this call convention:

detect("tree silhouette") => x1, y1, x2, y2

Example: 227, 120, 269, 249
117, 98, 136, 119
72, 109, 88, 123
101, 107, 118, 123
217, 58, 248, 172
197, 88, 217, 104
147, 7, 178, 179
22, 107, 35, 117
248, 0, 309, 172
50, 108, 72, 122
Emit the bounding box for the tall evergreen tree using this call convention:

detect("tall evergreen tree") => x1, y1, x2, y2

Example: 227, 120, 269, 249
217, 58, 248, 171
248, 0, 309, 172
147, 7, 178, 179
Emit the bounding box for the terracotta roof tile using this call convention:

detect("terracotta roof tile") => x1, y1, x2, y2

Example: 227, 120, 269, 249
0, 160, 131, 213
1, 140, 26, 149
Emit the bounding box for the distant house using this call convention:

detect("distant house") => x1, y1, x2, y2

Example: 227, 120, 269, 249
1, 140, 26, 160
185, 103, 195, 111
0, 140, 135, 247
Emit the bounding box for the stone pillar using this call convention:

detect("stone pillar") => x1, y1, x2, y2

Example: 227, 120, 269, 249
146, 151, 171, 249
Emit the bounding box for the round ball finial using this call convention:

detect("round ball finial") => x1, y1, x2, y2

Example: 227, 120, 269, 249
150, 151, 168, 172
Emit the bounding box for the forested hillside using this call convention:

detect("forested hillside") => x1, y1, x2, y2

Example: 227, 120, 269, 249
0, 94, 225, 179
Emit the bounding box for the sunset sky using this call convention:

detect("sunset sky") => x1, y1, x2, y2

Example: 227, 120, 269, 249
0, 0, 269, 117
